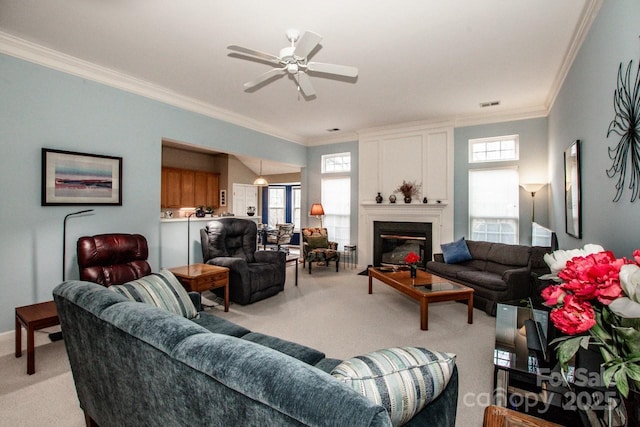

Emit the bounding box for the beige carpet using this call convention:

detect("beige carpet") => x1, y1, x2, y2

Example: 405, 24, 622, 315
0, 264, 496, 426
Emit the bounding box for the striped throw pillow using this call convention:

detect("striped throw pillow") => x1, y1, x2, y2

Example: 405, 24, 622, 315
110, 270, 199, 319
331, 347, 456, 426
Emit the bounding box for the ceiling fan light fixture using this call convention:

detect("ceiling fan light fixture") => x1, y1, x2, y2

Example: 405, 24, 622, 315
229, 29, 358, 97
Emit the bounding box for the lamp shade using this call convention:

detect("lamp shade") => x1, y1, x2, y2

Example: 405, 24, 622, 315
253, 160, 268, 186
309, 203, 325, 216
253, 176, 269, 186
520, 183, 546, 194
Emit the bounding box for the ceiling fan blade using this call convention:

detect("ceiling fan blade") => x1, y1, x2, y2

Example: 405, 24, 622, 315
228, 45, 281, 64
307, 62, 358, 78
294, 72, 316, 97
243, 68, 286, 89
293, 31, 322, 59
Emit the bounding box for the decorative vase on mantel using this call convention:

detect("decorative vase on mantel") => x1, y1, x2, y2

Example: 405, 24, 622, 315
375, 192, 383, 203
389, 194, 396, 204
404, 196, 412, 204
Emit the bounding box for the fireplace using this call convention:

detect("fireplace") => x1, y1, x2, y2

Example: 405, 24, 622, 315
373, 221, 432, 269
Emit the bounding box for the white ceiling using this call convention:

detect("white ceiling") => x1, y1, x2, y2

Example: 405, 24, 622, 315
0, 0, 599, 148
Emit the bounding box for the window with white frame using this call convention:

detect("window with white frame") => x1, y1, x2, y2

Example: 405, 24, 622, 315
321, 177, 350, 250
321, 152, 351, 173
469, 167, 519, 243
268, 187, 286, 227
469, 135, 519, 163
320, 152, 351, 250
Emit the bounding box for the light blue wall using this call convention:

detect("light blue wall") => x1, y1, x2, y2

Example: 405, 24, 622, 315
306, 141, 359, 246
548, 0, 640, 257
0, 54, 306, 333
453, 117, 550, 243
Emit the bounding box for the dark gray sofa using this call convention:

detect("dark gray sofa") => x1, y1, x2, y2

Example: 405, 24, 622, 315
53, 281, 458, 426
426, 240, 550, 316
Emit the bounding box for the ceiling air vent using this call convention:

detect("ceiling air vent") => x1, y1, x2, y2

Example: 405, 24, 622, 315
480, 100, 500, 108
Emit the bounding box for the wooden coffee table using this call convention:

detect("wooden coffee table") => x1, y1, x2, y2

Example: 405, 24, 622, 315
368, 267, 474, 330
168, 264, 230, 312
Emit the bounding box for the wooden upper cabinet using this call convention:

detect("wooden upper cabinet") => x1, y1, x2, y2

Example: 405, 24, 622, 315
202, 172, 219, 208
163, 168, 183, 208
162, 167, 220, 209
180, 170, 196, 207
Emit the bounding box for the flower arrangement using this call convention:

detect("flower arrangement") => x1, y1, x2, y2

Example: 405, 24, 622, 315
394, 180, 422, 198
541, 244, 640, 397
404, 251, 420, 266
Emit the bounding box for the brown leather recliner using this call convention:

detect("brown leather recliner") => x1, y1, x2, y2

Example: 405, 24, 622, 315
77, 233, 151, 286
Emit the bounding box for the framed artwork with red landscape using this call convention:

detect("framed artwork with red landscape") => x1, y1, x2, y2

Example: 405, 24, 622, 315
41, 148, 122, 206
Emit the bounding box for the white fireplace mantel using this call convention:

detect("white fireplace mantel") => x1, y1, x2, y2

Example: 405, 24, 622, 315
357, 202, 453, 268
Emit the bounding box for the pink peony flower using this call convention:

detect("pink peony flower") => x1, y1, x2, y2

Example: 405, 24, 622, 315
549, 295, 596, 335
541, 285, 567, 306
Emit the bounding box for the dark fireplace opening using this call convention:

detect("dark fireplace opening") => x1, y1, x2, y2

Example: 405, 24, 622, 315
373, 221, 432, 269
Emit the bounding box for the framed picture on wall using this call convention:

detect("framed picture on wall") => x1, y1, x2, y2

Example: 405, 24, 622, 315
564, 140, 581, 238
41, 148, 123, 206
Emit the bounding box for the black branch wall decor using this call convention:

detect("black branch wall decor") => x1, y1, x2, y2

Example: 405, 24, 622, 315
606, 51, 640, 203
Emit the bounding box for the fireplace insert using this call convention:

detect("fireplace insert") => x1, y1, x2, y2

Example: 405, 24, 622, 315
373, 221, 432, 269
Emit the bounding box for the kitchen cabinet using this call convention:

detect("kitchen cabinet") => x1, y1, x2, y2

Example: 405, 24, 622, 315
195, 171, 219, 208
161, 167, 220, 209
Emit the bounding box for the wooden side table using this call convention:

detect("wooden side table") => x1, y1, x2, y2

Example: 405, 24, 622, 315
168, 264, 230, 312
15, 300, 60, 375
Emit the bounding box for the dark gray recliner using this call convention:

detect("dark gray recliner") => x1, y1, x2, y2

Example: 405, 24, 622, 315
201, 218, 286, 305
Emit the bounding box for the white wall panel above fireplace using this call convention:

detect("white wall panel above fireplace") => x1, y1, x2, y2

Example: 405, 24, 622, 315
359, 123, 454, 204
357, 122, 454, 268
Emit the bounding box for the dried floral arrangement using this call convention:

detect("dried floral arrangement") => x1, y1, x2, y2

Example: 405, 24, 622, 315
394, 180, 422, 198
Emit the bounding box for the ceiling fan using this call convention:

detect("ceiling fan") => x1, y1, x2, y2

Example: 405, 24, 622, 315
228, 29, 358, 97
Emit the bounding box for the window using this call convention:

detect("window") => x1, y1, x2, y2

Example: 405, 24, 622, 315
320, 152, 351, 250
469, 167, 519, 243
321, 177, 350, 250
268, 187, 286, 227
322, 152, 351, 173
291, 186, 301, 230
469, 135, 519, 163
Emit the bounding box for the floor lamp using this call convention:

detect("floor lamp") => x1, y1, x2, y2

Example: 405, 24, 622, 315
187, 211, 196, 270
55, 208, 93, 341
520, 183, 546, 223
63, 209, 94, 281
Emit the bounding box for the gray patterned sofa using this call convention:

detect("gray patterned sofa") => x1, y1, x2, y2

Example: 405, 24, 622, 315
53, 280, 458, 426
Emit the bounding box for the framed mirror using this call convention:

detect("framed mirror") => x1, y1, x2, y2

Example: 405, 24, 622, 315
564, 140, 581, 238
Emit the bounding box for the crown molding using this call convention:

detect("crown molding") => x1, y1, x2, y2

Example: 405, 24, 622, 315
0, 31, 306, 146
452, 106, 549, 128
305, 131, 359, 146
545, 0, 603, 111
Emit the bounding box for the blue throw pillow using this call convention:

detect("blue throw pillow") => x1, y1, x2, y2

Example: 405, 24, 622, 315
441, 237, 472, 264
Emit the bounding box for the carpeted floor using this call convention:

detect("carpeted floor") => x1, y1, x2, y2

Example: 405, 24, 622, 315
0, 263, 496, 426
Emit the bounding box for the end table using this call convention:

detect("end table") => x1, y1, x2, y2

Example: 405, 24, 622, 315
168, 264, 230, 312
15, 300, 60, 375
